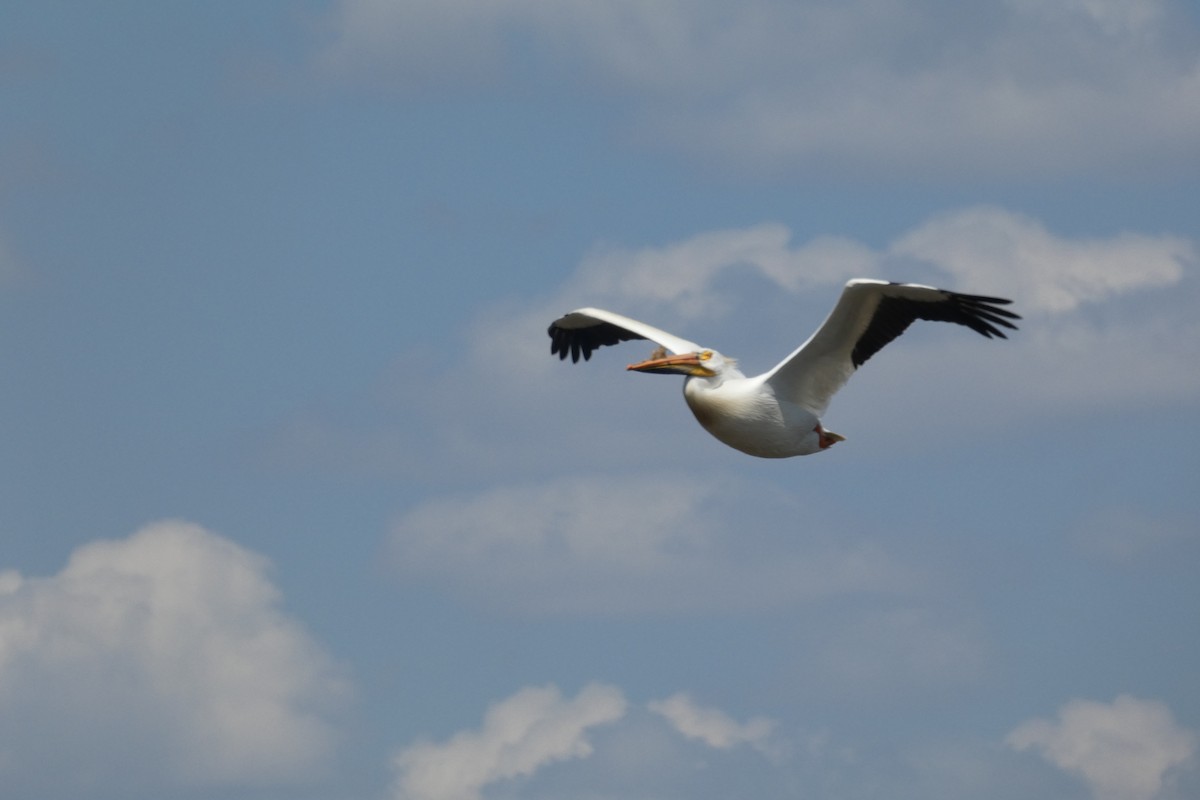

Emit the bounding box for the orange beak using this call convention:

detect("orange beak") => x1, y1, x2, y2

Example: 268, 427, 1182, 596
626, 353, 714, 377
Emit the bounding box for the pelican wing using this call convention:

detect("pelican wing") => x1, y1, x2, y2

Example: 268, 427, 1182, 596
765, 280, 1019, 415
548, 307, 702, 363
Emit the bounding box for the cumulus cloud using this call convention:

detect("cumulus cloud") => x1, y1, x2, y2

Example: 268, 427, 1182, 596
1007, 695, 1198, 800
390, 472, 913, 615
649, 693, 779, 757
390, 683, 627, 800
0, 520, 348, 795
318, 0, 1200, 176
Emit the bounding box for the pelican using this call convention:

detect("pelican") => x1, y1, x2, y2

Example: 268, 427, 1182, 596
547, 279, 1019, 458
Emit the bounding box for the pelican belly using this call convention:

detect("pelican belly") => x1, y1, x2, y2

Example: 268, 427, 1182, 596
683, 379, 822, 458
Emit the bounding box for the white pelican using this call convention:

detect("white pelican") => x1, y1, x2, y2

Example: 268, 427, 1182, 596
548, 279, 1019, 458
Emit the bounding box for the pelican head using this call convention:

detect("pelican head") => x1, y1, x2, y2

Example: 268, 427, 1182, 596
626, 348, 730, 378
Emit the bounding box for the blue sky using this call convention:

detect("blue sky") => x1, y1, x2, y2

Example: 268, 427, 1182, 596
2, 2, 1199, 799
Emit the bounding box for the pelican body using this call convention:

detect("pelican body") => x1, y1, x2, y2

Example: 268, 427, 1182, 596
548, 279, 1019, 458
671, 354, 836, 457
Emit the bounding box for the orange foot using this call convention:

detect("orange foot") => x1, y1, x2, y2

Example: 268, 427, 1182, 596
816, 425, 846, 450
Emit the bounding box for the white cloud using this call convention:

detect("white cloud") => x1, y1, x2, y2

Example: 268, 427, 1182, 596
385, 685, 1200, 800
0, 520, 349, 794
891, 207, 1194, 312
390, 685, 822, 799
571, 224, 877, 320
318, 0, 1200, 176
1007, 695, 1198, 800
649, 693, 778, 757
390, 682, 627, 800
389, 472, 914, 615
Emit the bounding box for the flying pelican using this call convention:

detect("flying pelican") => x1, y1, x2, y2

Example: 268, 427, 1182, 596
547, 279, 1019, 458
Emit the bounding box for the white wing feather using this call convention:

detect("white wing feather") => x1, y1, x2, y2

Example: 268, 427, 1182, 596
763, 279, 1018, 415
548, 307, 702, 362
761, 281, 888, 414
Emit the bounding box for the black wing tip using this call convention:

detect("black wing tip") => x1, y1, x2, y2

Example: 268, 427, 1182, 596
548, 316, 643, 364
548, 324, 584, 362
850, 287, 1021, 367
949, 292, 1022, 338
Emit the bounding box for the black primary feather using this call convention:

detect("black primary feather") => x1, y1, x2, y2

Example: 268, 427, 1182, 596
850, 291, 1020, 368
548, 319, 647, 363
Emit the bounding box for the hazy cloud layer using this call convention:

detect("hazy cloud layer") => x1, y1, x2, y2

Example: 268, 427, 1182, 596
0, 521, 348, 795
319, 0, 1200, 176
1008, 695, 1198, 800
390, 472, 913, 615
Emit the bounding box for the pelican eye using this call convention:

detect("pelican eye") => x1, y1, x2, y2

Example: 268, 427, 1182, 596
699, 350, 713, 361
